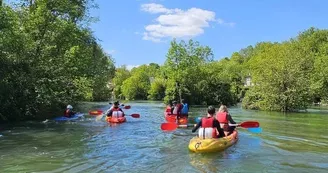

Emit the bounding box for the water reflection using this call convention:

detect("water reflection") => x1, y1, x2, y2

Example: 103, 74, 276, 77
0, 102, 327, 173
189, 153, 221, 172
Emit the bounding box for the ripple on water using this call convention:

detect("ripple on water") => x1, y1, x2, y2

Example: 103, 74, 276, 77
1, 103, 328, 173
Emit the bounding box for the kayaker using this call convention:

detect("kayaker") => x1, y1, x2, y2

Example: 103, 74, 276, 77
64, 105, 76, 118
180, 99, 189, 116
216, 105, 236, 135
108, 102, 125, 109
172, 101, 182, 115
192, 106, 225, 139
106, 101, 125, 118
165, 102, 173, 114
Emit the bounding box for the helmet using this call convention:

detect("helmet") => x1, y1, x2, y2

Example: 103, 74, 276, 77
67, 105, 73, 109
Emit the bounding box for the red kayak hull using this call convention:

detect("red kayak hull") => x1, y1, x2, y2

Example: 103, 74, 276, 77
164, 112, 188, 125
106, 116, 126, 123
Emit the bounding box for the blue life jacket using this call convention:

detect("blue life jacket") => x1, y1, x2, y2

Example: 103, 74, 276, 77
181, 103, 189, 114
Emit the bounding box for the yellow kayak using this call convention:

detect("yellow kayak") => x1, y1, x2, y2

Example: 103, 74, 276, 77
188, 130, 238, 153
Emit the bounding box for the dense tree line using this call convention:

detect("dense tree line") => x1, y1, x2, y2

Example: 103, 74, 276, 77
0, 0, 115, 122
114, 28, 328, 112
2, 0, 328, 123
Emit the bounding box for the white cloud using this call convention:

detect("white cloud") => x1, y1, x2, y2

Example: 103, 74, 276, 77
216, 18, 235, 27
126, 65, 140, 71
140, 3, 235, 42
106, 50, 116, 54
141, 3, 181, 14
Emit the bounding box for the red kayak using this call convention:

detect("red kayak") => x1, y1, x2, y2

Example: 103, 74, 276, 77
106, 116, 126, 123
164, 112, 188, 125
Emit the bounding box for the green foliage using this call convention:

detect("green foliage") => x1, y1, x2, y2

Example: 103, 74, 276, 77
120, 64, 157, 100
0, 0, 114, 122
112, 66, 131, 99
148, 78, 166, 100
2, 0, 328, 119
243, 42, 312, 111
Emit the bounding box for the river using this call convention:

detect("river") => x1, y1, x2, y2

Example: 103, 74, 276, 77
0, 101, 327, 173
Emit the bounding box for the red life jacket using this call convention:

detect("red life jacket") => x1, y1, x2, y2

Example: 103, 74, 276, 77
165, 106, 171, 113
216, 112, 229, 131
199, 117, 217, 138
64, 109, 70, 117
202, 117, 214, 127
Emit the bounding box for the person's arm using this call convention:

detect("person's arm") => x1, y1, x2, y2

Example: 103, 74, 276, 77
179, 104, 183, 114
227, 113, 236, 124
107, 110, 113, 117
119, 108, 125, 116
192, 120, 202, 133
214, 119, 225, 138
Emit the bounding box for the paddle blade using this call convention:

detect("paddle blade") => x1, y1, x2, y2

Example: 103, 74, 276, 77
161, 123, 178, 131
95, 114, 104, 121
124, 105, 131, 109
195, 117, 201, 123
130, 113, 140, 118
239, 121, 260, 128
89, 110, 103, 115
248, 127, 262, 133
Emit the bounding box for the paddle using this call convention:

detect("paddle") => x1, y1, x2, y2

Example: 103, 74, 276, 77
124, 105, 131, 109
195, 116, 202, 123
129, 113, 140, 118
247, 127, 262, 133
89, 110, 103, 115
230, 121, 260, 128
161, 121, 260, 131
195, 117, 259, 128
161, 123, 196, 131
96, 113, 140, 121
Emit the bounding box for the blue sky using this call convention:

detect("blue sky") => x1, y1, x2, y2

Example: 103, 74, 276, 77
89, 0, 328, 69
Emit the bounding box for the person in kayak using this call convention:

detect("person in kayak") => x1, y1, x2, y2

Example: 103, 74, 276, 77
165, 101, 173, 114
180, 99, 189, 117
106, 101, 125, 118
172, 101, 183, 115
216, 105, 236, 135
64, 105, 76, 118
192, 106, 225, 139
108, 102, 125, 109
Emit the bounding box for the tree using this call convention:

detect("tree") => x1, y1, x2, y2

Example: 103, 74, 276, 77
244, 42, 312, 111
112, 66, 131, 99
163, 39, 214, 104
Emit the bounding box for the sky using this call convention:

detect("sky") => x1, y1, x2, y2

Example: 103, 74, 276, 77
89, 0, 328, 70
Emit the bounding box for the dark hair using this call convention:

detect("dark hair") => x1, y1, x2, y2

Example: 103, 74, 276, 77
207, 106, 215, 115
173, 101, 177, 104
181, 99, 186, 104
114, 101, 119, 105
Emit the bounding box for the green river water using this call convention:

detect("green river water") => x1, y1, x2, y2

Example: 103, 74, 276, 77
0, 101, 327, 173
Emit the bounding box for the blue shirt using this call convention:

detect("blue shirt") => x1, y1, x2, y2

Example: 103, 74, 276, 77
181, 103, 189, 114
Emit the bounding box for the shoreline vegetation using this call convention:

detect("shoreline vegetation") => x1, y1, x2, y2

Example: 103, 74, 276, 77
1, 1, 328, 122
